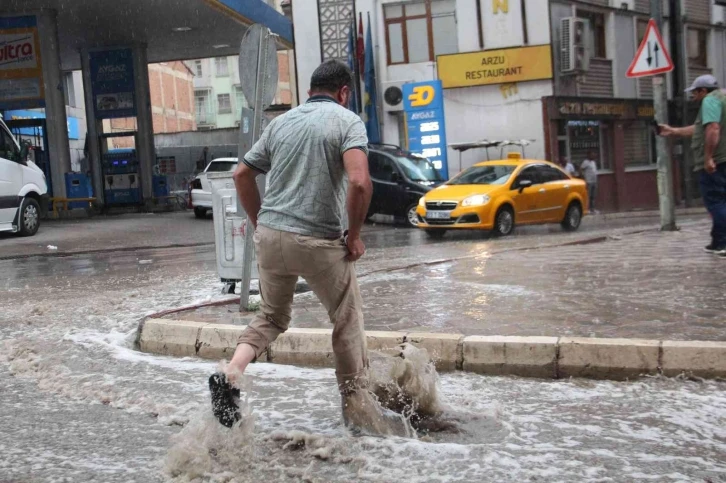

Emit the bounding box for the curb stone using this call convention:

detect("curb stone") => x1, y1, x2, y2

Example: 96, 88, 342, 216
136, 318, 726, 380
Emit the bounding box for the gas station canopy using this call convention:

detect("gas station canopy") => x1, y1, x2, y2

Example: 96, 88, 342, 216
1, 0, 293, 71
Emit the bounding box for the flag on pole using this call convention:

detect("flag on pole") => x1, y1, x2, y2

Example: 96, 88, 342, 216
346, 18, 360, 113
363, 13, 381, 143
357, 14, 365, 77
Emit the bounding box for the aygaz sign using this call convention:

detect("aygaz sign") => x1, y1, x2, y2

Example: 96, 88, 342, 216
436, 44, 553, 89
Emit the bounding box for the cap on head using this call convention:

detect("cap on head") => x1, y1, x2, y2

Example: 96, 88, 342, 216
685, 74, 718, 92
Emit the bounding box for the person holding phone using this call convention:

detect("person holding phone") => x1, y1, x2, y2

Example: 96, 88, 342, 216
659, 75, 726, 254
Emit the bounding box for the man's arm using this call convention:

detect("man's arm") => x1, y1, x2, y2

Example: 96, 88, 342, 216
658, 124, 695, 138
704, 123, 720, 174
343, 148, 372, 262
232, 163, 262, 228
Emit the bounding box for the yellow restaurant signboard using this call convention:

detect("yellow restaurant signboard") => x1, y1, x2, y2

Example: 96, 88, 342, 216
437, 44, 553, 89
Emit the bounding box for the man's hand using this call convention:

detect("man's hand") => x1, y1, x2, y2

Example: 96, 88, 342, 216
658, 124, 675, 137
346, 235, 366, 262
705, 157, 717, 174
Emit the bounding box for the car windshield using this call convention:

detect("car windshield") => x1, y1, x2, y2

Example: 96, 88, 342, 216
206, 161, 237, 172
393, 155, 443, 182
447, 165, 516, 185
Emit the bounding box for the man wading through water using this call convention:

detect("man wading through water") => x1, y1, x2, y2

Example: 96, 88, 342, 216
208, 60, 408, 435
659, 75, 726, 254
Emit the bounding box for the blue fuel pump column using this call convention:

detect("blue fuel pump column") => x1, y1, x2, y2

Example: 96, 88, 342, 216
80, 45, 155, 208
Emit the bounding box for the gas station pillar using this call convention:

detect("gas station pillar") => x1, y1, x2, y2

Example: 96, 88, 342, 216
132, 45, 155, 204
37, 11, 71, 199
80, 50, 103, 208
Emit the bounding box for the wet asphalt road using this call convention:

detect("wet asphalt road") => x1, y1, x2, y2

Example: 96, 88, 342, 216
2, 212, 725, 482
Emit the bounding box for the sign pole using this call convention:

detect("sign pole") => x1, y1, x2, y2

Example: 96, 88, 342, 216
237, 25, 278, 311
651, 0, 677, 231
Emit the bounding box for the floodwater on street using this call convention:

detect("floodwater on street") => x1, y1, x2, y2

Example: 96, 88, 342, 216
1, 219, 725, 482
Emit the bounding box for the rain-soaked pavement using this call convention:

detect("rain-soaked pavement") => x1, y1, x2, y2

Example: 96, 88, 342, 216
2, 213, 725, 482
168, 217, 726, 341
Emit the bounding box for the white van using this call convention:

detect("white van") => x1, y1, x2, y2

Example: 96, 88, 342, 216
0, 115, 48, 236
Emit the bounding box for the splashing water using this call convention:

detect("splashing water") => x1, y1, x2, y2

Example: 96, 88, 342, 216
369, 343, 449, 432
164, 376, 255, 481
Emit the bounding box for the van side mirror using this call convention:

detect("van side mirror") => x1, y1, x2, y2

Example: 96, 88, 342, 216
391, 171, 401, 183
517, 179, 532, 193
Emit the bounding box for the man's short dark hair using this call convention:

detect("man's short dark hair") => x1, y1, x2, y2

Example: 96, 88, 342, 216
310, 60, 353, 94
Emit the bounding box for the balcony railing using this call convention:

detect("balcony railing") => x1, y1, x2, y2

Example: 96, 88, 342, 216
196, 108, 216, 126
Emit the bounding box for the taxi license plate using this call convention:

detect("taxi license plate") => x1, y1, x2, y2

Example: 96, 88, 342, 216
427, 211, 451, 219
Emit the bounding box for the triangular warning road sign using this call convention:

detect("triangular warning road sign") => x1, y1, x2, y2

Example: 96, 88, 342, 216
626, 19, 674, 78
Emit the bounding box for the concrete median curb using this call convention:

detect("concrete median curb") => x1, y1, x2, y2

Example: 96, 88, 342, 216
136, 318, 726, 380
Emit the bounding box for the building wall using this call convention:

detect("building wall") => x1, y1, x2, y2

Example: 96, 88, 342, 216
149, 61, 196, 133
102, 60, 196, 149
190, 52, 294, 129
293, 0, 554, 178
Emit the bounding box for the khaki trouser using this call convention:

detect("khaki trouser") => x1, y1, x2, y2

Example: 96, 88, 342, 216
238, 224, 368, 394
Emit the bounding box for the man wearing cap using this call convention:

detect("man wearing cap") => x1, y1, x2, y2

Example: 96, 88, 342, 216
660, 75, 726, 254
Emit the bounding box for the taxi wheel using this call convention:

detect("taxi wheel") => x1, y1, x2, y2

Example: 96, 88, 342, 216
561, 202, 582, 231
493, 206, 514, 237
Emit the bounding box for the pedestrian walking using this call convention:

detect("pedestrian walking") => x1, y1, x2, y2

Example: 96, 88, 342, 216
208, 60, 406, 435
580, 151, 599, 214
659, 74, 726, 254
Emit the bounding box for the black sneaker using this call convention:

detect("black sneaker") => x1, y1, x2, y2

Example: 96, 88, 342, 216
209, 372, 241, 428
704, 244, 726, 254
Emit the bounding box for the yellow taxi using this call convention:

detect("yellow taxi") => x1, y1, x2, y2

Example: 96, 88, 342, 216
416, 155, 588, 238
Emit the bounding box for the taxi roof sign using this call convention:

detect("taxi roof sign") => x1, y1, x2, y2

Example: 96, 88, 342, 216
626, 19, 674, 78
507, 152, 522, 159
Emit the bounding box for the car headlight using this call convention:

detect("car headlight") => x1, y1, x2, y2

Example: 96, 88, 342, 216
462, 194, 490, 207
418, 197, 425, 207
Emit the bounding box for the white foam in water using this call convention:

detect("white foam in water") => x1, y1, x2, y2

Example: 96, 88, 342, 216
4, 263, 726, 482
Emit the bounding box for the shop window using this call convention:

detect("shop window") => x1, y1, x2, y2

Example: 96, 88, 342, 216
623, 121, 655, 169
566, 120, 612, 172
215, 57, 229, 77
577, 10, 607, 59
217, 94, 232, 114
384, 0, 457, 66
687, 28, 708, 68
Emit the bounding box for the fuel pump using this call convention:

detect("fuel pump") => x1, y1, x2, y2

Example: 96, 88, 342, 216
99, 132, 141, 205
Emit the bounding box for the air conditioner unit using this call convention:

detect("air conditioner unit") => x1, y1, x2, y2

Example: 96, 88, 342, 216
561, 17, 590, 75
715, 1, 726, 24
609, 0, 634, 9
382, 80, 412, 113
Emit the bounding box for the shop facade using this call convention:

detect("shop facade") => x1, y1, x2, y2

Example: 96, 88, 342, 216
543, 96, 681, 212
